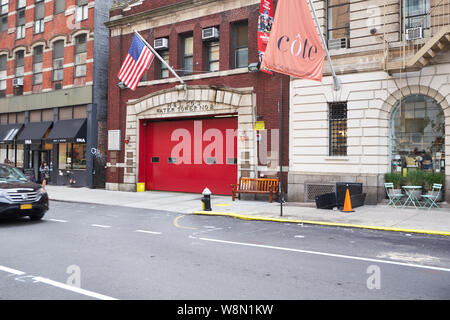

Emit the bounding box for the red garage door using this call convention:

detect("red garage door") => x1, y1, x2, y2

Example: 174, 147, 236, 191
139, 117, 238, 195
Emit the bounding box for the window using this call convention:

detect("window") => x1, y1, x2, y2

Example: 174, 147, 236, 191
16, 6, 25, 39
74, 34, 87, 77
34, 0, 44, 34
0, 0, 7, 33
390, 95, 444, 173
233, 22, 248, 68
181, 34, 193, 76
1, 0, 7, 14
159, 50, 169, 79
403, 0, 430, 34
33, 46, 43, 85
54, 0, 65, 14
53, 40, 64, 82
0, 55, 6, 98
16, 0, 25, 8
327, 0, 350, 40
76, 0, 88, 22
206, 41, 219, 72
329, 102, 347, 156
14, 50, 24, 96
59, 143, 86, 170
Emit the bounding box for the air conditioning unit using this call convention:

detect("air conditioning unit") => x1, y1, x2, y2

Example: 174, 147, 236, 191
154, 38, 169, 50
13, 78, 23, 87
327, 37, 348, 49
406, 27, 423, 40
202, 27, 219, 41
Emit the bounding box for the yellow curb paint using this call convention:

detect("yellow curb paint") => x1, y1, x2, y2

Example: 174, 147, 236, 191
191, 211, 450, 237
174, 215, 197, 230
214, 204, 232, 207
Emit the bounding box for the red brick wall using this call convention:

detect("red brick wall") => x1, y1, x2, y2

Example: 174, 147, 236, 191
107, 1, 289, 191
0, 0, 95, 95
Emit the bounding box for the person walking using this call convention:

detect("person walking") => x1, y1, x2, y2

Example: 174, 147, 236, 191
39, 162, 50, 188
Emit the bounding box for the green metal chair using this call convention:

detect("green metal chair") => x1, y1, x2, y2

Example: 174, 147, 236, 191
421, 184, 442, 210
384, 183, 404, 208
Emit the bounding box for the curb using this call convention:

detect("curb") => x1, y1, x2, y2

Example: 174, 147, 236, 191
192, 211, 450, 237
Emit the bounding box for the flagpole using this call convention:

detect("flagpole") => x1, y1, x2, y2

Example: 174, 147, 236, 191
307, 0, 341, 91
133, 30, 187, 89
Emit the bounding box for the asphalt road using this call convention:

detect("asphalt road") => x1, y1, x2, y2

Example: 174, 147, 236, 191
0, 201, 449, 301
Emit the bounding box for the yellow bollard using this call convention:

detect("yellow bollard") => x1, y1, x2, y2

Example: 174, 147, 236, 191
136, 182, 145, 192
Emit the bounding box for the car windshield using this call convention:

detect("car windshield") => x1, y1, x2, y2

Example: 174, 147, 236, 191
0, 165, 29, 182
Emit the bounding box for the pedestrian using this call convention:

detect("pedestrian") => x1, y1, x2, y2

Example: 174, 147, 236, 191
3, 158, 9, 164
39, 162, 50, 188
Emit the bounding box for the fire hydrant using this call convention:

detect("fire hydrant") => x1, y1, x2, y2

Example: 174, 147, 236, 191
201, 187, 212, 211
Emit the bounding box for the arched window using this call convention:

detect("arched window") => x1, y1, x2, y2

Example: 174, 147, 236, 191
390, 94, 445, 173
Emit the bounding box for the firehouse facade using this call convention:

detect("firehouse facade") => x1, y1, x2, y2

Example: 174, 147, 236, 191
105, 0, 289, 195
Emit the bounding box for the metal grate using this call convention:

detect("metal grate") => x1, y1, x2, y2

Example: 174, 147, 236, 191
329, 102, 347, 156
305, 183, 336, 202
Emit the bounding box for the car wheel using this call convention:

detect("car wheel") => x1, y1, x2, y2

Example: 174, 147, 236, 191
29, 211, 45, 221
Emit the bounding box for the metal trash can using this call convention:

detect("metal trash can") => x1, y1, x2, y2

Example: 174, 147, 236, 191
136, 182, 145, 192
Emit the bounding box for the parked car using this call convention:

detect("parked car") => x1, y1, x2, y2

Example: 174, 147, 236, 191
0, 164, 49, 220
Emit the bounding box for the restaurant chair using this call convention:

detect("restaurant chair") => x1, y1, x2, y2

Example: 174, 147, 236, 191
384, 183, 404, 208
421, 184, 442, 210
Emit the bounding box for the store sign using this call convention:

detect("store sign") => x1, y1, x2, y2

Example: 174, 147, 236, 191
25, 140, 32, 145
156, 102, 215, 114
76, 138, 86, 143
108, 130, 121, 151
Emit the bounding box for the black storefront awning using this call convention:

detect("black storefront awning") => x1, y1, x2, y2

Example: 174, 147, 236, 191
0, 124, 24, 144
16, 121, 53, 144
46, 119, 87, 143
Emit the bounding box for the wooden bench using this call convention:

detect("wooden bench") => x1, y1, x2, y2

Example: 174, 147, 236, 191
231, 177, 279, 203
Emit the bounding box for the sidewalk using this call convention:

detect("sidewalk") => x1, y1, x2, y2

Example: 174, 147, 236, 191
45, 185, 450, 236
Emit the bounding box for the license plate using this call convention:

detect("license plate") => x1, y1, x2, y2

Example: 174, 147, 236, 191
20, 204, 32, 210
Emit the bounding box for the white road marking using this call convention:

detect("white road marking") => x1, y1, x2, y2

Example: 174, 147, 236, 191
294, 235, 305, 238
91, 224, 112, 228
0, 265, 26, 276
0, 264, 117, 300
33, 277, 118, 300
48, 219, 68, 223
198, 237, 450, 273
135, 230, 162, 235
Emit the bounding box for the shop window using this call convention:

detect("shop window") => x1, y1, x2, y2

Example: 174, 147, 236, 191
52, 40, 64, 82
0, 54, 6, 98
59, 143, 86, 170
327, 0, 350, 41
33, 45, 43, 85
206, 41, 219, 72
232, 21, 248, 69
329, 102, 347, 156
74, 34, 87, 78
390, 94, 445, 173
54, 0, 65, 15
181, 34, 193, 76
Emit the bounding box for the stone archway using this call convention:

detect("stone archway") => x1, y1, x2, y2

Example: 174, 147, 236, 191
381, 85, 450, 202
118, 85, 257, 192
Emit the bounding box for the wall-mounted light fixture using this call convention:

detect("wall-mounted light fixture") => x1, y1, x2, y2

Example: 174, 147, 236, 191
248, 62, 260, 72
117, 82, 127, 89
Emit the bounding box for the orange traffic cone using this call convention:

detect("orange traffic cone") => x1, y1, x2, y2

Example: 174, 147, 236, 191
342, 188, 354, 212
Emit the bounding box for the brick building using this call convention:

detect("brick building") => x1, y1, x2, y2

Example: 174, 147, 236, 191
0, 0, 112, 187
105, 0, 290, 196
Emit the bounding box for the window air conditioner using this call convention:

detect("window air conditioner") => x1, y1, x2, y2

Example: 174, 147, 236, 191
327, 37, 348, 49
13, 78, 23, 87
405, 27, 423, 40
154, 38, 169, 50
202, 27, 219, 41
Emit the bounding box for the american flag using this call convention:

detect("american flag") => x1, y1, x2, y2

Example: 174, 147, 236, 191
118, 34, 155, 91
